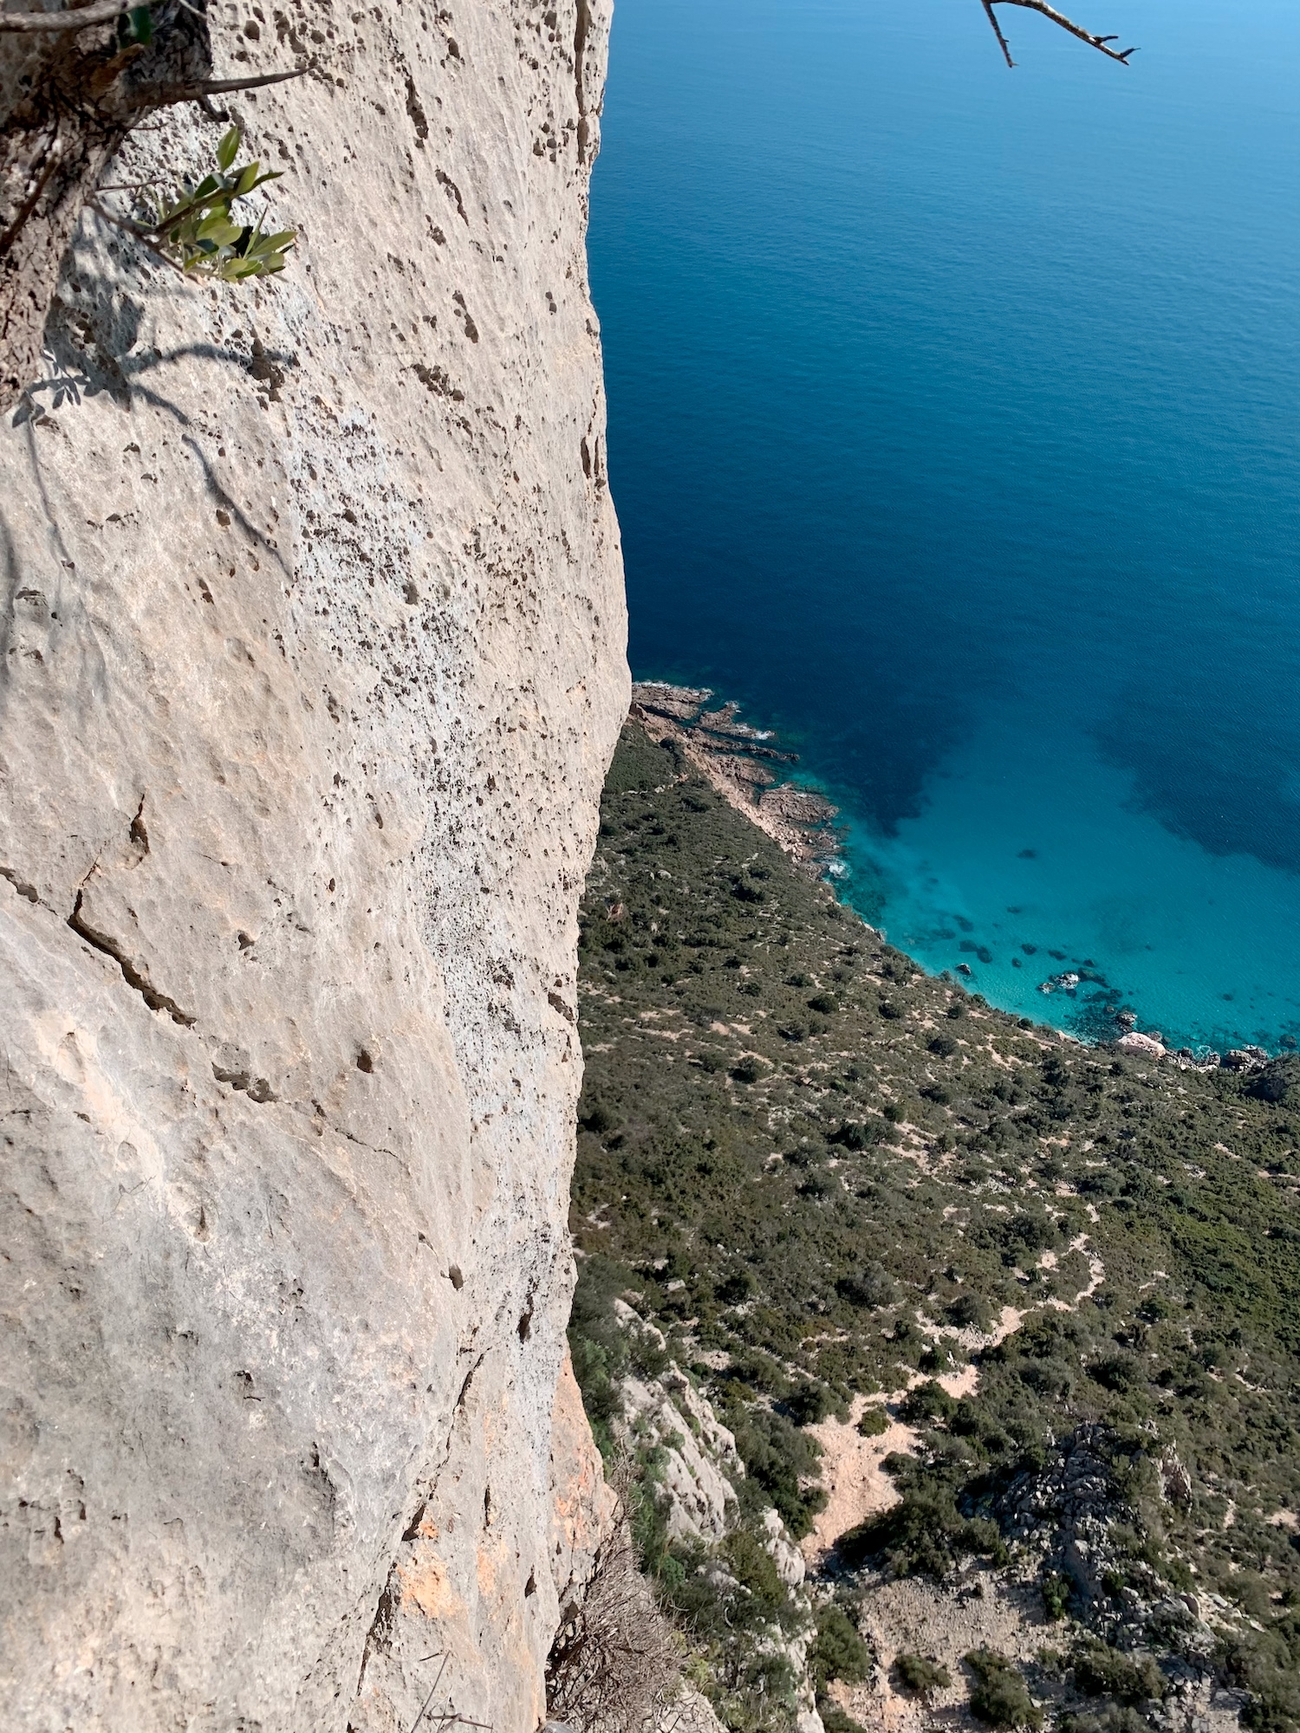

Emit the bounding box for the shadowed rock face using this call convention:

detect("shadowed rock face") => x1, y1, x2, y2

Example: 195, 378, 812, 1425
0, 3, 626, 1727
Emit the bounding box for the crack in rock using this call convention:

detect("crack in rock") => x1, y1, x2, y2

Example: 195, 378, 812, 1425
67, 891, 196, 1027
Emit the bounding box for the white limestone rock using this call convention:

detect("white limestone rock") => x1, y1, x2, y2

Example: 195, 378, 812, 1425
0, 2, 626, 1728
618, 1368, 740, 1546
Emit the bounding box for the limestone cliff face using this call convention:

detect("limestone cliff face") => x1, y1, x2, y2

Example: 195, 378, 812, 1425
0, 2, 625, 1727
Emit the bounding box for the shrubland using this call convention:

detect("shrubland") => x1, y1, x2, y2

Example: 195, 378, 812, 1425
569, 721, 1300, 1733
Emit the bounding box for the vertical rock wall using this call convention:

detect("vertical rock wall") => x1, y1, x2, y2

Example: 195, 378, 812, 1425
0, 1, 626, 1726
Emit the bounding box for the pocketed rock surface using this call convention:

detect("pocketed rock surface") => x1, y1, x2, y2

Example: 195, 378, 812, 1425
0, 3, 626, 1728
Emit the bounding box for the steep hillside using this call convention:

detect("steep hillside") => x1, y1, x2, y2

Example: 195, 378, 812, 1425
571, 716, 1300, 1733
0, 3, 626, 1728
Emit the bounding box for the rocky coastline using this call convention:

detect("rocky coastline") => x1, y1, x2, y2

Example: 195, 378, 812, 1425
631, 684, 1282, 1077
631, 682, 845, 877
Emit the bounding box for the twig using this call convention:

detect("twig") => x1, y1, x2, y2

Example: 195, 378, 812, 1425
981, 0, 1135, 65
140, 65, 310, 105
190, 66, 310, 94
0, 0, 146, 33
86, 195, 186, 273
408, 1655, 448, 1733
0, 128, 63, 256
980, 0, 1016, 68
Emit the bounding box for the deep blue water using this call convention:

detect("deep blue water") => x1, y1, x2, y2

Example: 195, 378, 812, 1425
589, 0, 1300, 1053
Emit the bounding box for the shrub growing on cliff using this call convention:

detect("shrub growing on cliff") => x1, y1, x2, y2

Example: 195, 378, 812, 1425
964, 1650, 1041, 1729
545, 1472, 682, 1733
895, 1652, 953, 1695
87, 125, 296, 283
810, 1604, 872, 1689
1071, 1643, 1167, 1705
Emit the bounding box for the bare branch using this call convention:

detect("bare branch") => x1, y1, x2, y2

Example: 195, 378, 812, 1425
984, 0, 1136, 65
981, 0, 1016, 68
187, 65, 308, 94
85, 196, 186, 272
0, 1, 144, 34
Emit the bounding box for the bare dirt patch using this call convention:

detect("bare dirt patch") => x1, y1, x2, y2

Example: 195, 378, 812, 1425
829, 1570, 1049, 1733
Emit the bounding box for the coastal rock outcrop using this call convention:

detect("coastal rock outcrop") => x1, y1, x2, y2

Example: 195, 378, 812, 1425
0, 2, 626, 1727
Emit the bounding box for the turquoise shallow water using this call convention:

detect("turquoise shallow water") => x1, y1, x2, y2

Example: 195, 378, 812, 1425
590, 0, 1300, 1052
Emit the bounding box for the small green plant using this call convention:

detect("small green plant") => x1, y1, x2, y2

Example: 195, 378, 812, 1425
99, 128, 295, 282
895, 1652, 952, 1695
153, 128, 295, 279
965, 1650, 1041, 1728
1042, 1571, 1072, 1622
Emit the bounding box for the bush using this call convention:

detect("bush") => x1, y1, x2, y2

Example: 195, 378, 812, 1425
837, 1263, 900, 1309
817, 1701, 869, 1733
946, 1292, 991, 1331
810, 1605, 872, 1688
1060, 1710, 1149, 1733
898, 1380, 956, 1425
964, 1650, 1041, 1728
895, 1652, 952, 1694
579, 1101, 617, 1136
717, 1269, 754, 1305
1071, 1644, 1167, 1704
1087, 1354, 1139, 1392
833, 1120, 875, 1151
1042, 1572, 1072, 1622
784, 1379, 833, 1426
730, 1407, 826, 1538
546, 1476, 681, 1733
723, 1527, 787, 1621
857, 1405, 890, 1437
837, 1493, 1000, 1579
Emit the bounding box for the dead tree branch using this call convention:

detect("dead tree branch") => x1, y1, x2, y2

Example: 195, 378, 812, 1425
981, 0, 1136, 66
0, 2, 149, 34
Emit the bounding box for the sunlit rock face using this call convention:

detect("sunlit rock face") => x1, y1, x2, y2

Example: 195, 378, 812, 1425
0, 2, 625, 1726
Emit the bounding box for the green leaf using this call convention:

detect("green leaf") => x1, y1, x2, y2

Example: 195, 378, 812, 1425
216, 127, 241, 173
196, 213, 242, 247
117, 4, 153, 46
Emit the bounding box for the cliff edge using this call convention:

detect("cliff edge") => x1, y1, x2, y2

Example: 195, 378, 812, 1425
0, 2, 626, 1727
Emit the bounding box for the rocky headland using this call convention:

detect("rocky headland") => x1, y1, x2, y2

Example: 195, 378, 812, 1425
632, 681, 844, 876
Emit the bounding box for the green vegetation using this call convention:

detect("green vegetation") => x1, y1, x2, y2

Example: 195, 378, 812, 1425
101, 128, 295, 282
570, 720, 1300, 1733
810, 1604, 873, 1690
894, 1652, 953, 1695
965, 1649, 1041, 1727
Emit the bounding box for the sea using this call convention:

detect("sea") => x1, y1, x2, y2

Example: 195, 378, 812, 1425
588, 0, 1300, 1055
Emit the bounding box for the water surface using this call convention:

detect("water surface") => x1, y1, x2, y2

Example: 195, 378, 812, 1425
590, 0, 1300, 1050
